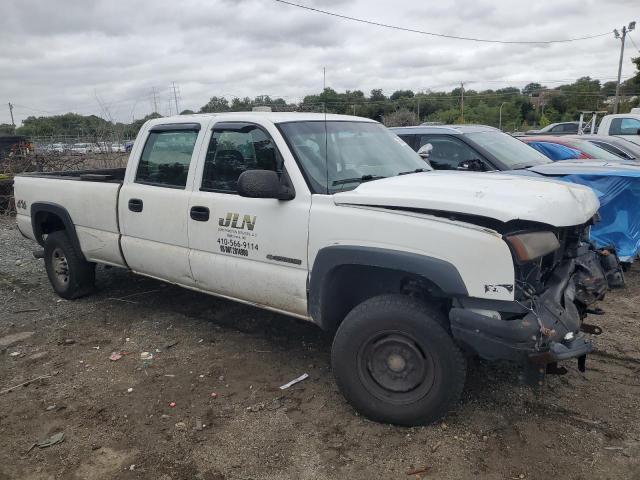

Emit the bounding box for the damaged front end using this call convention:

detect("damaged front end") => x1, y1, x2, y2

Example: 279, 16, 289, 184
449, 221, 608, 383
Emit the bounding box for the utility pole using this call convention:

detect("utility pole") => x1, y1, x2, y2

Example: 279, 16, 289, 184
171, 82, 180, 115
417, 99, 420, 121
8, 102, 15, 128
460, 82, 465, 123
499, 102, 506, 131
613, 21, 636, 114
151, 87, 159, 114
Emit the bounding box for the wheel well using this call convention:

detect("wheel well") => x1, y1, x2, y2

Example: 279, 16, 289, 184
319, 265, 450, 332
34, 211, 66, 244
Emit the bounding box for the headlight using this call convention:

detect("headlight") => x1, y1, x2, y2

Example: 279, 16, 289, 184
505, 231, 560, 262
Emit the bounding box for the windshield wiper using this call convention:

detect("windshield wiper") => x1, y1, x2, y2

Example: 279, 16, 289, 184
331, 174, 386, 186
397, 168, 428, 176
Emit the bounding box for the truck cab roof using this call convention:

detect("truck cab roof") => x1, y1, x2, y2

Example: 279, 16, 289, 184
144, 111, 376, 127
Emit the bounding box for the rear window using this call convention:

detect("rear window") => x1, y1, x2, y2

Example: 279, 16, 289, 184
610, 118, 640, 135
135, 130, 199, 188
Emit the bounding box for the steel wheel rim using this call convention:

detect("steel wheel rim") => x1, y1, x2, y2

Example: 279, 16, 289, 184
51, 247, 70, 288
357, 330, 436, 405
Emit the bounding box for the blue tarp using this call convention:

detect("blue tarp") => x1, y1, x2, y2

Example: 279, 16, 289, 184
527, 142, 582, 160
520, 161, 640, 261
555, 174, 640, 261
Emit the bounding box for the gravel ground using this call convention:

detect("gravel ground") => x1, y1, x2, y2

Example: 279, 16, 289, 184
1, 215, 639, 480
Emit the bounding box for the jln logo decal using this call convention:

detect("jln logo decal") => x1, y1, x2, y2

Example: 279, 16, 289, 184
218, 212, 256, 231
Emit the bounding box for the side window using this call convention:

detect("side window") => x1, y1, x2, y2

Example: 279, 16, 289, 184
590, 141, 633, 160
201, 124, 282, 193
135, 130, 199, 188
611, 118, 640, 135
397, 135, 416, 149
550, 125, 563, 133
418, 135, 482, 170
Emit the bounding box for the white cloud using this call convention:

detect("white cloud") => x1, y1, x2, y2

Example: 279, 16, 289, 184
0, 0, 637, 124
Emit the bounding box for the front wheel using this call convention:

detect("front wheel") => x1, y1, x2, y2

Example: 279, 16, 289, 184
44, 231, 95, 299
331, 294, 466, 426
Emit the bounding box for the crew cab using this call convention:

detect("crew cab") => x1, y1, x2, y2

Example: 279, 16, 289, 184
15, 112, 602, 425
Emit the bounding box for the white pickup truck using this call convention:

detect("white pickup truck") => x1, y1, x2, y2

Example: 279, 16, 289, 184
14, 112, 603, 425
596, 111, 640, 146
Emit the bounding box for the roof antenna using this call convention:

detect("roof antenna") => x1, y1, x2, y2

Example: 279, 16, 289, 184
323, 67, 329, 194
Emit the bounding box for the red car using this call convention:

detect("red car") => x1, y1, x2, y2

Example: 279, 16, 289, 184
518, 135, 623, 161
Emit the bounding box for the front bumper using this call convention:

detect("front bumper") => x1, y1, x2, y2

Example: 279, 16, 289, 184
449, 259, 595, 365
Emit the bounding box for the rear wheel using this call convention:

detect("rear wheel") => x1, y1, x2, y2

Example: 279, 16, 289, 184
44, 231, 95, 299
331, 294, 466, 426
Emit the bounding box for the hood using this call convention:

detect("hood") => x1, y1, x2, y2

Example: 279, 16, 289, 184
333, 171, 599, 227
527, 160, 640, 177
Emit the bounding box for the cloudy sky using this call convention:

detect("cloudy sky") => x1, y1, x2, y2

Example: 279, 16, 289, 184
1, 0, 638, 125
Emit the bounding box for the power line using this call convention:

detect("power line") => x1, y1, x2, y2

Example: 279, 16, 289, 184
272, 0, 612, 44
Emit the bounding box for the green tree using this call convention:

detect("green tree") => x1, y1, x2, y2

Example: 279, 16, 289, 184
199, 96, 230, 113
0, 124, 15, 135
522, 83, 544, 96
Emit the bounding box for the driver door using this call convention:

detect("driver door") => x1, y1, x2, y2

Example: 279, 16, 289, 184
187, 122, 310, 317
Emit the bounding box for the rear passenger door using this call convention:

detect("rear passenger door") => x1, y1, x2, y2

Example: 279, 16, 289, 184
187, 121, 310, 317
118, 123, 204, 285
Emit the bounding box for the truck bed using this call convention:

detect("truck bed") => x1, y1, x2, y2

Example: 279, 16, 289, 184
14, 171, 127, 267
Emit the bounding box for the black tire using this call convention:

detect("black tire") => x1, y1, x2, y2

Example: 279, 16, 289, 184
331, 294, 466, 426
44, 231, 95, 299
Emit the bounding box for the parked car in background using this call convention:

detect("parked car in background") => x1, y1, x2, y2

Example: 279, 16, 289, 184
391, 124, 640, 265
525, 122, 580, 135
518, 136, 624, 161
47, 143, 66, 153
70, 143, 92, 155
567, 134, 640, 161
111, 143, 126, 153
595, 111, 640, 146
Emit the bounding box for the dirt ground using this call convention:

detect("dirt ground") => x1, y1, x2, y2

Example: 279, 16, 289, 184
1, 215, 639, 480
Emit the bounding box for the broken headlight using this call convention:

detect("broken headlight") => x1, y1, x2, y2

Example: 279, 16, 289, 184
505, 231, 560, 263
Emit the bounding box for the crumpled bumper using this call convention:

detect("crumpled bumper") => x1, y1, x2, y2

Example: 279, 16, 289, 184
449, 258, 595, 365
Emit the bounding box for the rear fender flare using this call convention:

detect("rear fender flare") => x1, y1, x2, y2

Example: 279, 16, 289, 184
30, 202, 86, 262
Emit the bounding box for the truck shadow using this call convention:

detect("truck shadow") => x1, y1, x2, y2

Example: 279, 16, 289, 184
94, 265, 527, 400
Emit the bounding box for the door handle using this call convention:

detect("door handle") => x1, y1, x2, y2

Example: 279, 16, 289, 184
128, 198, 143, 212
190, 206, 210, 222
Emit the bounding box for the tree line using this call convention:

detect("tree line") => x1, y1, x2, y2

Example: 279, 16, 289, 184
5, 57, 639, 138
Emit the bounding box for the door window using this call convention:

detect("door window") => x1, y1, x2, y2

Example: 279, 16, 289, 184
610, 118, 640, 135
397, 135, 416, 149
589, 141, 634, 160
201, 124, 282, 193
135, 130, 199, 188
418, 135, 483, 170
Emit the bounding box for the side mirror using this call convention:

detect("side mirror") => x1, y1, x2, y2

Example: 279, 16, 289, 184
237, 170, 294, 200
417, 143, 433, 159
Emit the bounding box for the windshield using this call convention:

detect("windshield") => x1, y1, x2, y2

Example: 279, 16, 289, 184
278, 121, 430, 193
465, 131, 551, 169
562, 139, 624, 161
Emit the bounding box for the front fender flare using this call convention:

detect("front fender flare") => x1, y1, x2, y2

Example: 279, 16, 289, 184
308, 245, 468, 328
